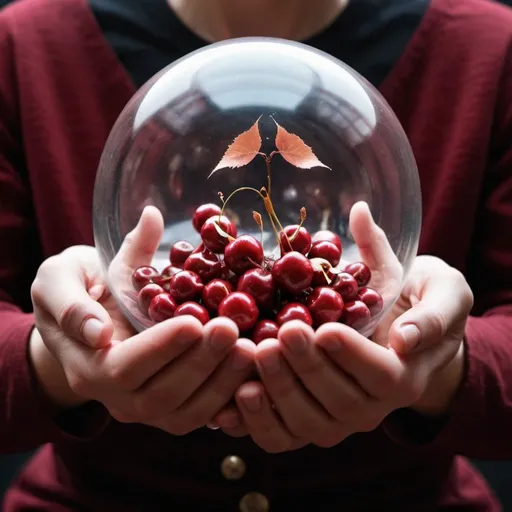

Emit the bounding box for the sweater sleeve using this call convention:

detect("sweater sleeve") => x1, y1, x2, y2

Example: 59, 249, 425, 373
0, 8, 110, 455
382, 45, 512, 459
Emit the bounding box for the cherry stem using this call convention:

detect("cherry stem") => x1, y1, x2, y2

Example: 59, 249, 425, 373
246, 256, 266, 271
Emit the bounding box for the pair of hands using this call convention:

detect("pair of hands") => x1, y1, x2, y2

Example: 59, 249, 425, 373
30, 204, 473, 453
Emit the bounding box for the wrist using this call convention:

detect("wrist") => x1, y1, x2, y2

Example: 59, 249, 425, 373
28, 327, 88, 409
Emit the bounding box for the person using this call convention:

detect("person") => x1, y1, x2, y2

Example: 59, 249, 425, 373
0, 0, 511, 510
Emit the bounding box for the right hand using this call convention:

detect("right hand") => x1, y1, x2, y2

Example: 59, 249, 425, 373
30, 206, 255, 435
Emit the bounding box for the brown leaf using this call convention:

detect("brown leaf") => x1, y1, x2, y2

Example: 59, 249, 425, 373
273, 119, 330, 170
208, 116, 262, 178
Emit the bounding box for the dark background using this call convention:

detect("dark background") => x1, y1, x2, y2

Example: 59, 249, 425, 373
1, 0, 512, 507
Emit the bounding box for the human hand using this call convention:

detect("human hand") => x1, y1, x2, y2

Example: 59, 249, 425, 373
212, 203, 473, 452
30, 206, 256, 435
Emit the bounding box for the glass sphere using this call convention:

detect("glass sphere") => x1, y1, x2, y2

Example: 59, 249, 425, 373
93, 37, 422, 338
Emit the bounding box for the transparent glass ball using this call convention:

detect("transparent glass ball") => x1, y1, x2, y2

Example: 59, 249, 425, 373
93, 37, 422, 337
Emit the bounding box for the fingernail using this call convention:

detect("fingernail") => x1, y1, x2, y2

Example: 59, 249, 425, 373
260, 353, 281, 374
399, 324, 421, 350
207, 327, 233, 352
82, 318, 104, 344
281, 330, 307, 354
206, 422, 219, 430
231, 351, 251, 371
242, 394, 261, 413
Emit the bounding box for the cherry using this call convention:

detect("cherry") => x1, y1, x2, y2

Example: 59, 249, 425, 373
192, 243, 205, 255
341, 300, 371, 330
220, 262, 231, 280
168, 270, 204, 303
280, 225, 311, 255
358, 287, 384, 315
237, 268, 277, 311
154, 265, 182, 290
308, 240, 341, 267
201, 279, 233, 313
138, 283, 165, 314
132, 265, 159, 291
306, 287, 344, 326
312, 229, 342, 253
310, 258, 336, 286
174, 301, 210, 325
271, 251, 314, 295
200, 215, 237, 253
331, 272, 359, 301
344, 262, 371, 287
148, 293, 177, 322
184, 249, 222, 282
192, 203, 222, 233
252, 319, 279, 344
224, 235, 264, 275
277, 302, 313, 326
170, 240, 195, 268
218, 291, 259, 332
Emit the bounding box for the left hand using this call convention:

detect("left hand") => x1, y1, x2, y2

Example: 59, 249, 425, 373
212, 203, 474, 453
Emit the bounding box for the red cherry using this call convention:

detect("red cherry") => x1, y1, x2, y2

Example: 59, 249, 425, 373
237, 268, 277, 311
279, 225, 311, 255
358, 287, 384, 315
224, 235, 264, 275
201, 279, 233, 313
192, 243, 205, 255
137, 283, 165, 314
310, 258, 336, 286
306, 287, 344, 326
308, 240, 341, 267
220, 262, 231, 280
271, 251, 314, 295
218, 291, 259, 332
154, 265, 182, 290
252, 319, 279, 344
331, 272, 359, 301
132, 265, 159, 291
184, 249, 222, 282
344, 262, 371, 287
192, 203, 222, 232
200, 215, 237, 253
174, 301, 210, 325
312, 230, 342, 253
148, 293, 177, 322
276, 302, 313, 326
341, 300, 371, 330
170, 240, 195, 268
168, 270, 204, 303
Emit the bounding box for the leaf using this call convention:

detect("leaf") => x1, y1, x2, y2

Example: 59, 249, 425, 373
208, 116, 262, 178
273, 119, 331, 170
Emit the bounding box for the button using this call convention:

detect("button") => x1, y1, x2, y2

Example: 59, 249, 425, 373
239, 492, 270, 512
220, 455, 246, 481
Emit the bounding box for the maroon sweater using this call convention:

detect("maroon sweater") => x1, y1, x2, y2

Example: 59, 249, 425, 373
1, 0, 512, 510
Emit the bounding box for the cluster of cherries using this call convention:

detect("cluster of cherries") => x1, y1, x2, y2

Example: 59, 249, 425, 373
131, 203, 384, 343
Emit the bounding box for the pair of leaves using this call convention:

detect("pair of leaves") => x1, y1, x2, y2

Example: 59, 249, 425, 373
209, 116, 330, 177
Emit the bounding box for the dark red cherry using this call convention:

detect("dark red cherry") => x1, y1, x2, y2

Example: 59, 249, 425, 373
341, 300, 371, 330
252, 319, 279, 344
132, 265, 159, 291
224, 235, 264, 275
308, 240, 341, 267
170, 240, 195, 268
174, 301, 210, 325
312, 230, 342, 253
184, 249, 222, 282
200, 215, 237, 253
192, 203, 222, 233
358, 287, 384, 315
154, 265, 182, 291
306, 287, 344, 326
148, 293, 177, 322
192, 243, 205, 255
237, 268, 277, 311
344, 262, 371, 287
271, 251, 314, 295
310, 258, 336, 286
137, 283, 165, 314
331, 272, 359, 301
220, 262, 231, 280
279, 225, 312, 255
201, 279, 233, 313
218, 291, 259, 332
168, 270, 204, 303
276, 302, 313, 326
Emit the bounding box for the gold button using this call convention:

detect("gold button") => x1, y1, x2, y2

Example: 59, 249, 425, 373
220, 455, 246, 481
239, 492, 269, 512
